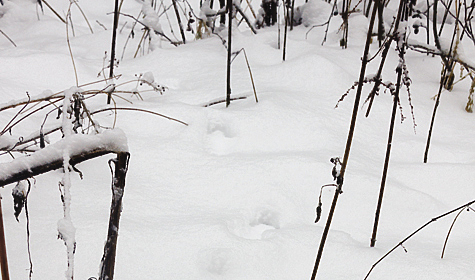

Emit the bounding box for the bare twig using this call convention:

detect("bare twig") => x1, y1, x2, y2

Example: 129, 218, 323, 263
66, 4, 79, 86
310, 1, 380, 278
40, 0, 66, 24
234, 3, 257, 34
90, 107, 188, 126
364, 199, 475, 280
226, 0, 233, 107
108, 0, 120, 104
204, 96, 248, 107
231, 48, 258, 103
0, 29, 17, 47
71, 0, 94, 34
118, 13, 179, 46
172, 0, 186, 44
440, 205, 473, 258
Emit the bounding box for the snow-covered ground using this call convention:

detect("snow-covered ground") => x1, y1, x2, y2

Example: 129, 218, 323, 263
0, 0, 474, 279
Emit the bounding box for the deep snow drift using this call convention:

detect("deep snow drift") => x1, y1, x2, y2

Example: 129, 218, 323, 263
0, 0, 474, 279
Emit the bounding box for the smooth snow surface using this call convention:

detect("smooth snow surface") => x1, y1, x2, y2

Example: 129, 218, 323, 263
0, 0, 474, 279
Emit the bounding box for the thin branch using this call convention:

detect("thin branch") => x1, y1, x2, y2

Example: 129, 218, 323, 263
0, 29, 17, 47
364, 199, 475, 280
203, 96, 247, 107
0, 94, 31, 136
311, 1, 380, 278
90, 107, 188, 126
407, 40, 475, 72
440, 205, 472, 258
234, 3, 257, 34
118, 12, 179, 46
66, 4, 79, 86
72, 0, 94, 34
108, 0, 120, 104
40, 0, 66, 24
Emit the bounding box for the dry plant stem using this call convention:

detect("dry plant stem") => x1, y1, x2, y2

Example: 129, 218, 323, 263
364, 199, 475, 280
159, 0, 180, 42
121, 11, 142, 60
1, 95, 30, 135
3, 99, 62, 136
2, 126, 62, 154
310, 3, 379, 279
432, 0, 449, 66
242, 48, 258, 103
305, 0, 337, 45
424, 69, 446, 163
370, 63, 403, 248
290, 0, 295, 31
0, 199, 10, 280
226, 0, 233, 107
0, 29, 17, 47
66, 5, 79, 87
204, 96, 247, 107
426, 0, 430, 45
365, 0, 373, 17
90, 107, 188, 126
278, 5, 281, 49
172, 0, 186, 44
244, 0, 257, 18
134, 30, 149, 58
365, 38, 393, 117
108, 0, 120, 105
41, 0, 66, 23
407, 41, 475, 71
369, 0, 407, 247
438, 0, 454, 37
234, 4, 257, 34
118, 13, 179, 46
441, 206, 468, 258
341, 0, 350, 48
24, 181, 33, 280
230, 48, 258, 103
72, 0, 94, 34
283, 5, 288, 61
99, 152, 129, 280
424, 5, 460, 163
0, 77, 119, 113
377, 0, 385, 46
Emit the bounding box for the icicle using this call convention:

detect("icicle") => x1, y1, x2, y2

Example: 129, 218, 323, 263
58, 87, 78, 280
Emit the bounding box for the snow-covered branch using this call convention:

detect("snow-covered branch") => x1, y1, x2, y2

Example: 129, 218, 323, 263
0, 129, 128, 187
407, 39, 475, 72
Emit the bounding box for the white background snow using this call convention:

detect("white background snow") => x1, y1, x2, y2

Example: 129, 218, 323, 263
0, 0, 474, 279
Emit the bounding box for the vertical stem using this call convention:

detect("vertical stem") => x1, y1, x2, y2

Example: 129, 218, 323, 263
310, 187, 341, 280
440, 206, 466, 258
425, 1, 460, 162
283, 4, 288, 61
426, 0, 430, 45
370, 67, 402, 247
365, 0, 373, 17
226, 0, 233, 107
0, 199, 10, 280
108, 0, 120, 105
99, 152, 130, 280
172, 0, 186, 44
310, 3, 379, 279
377, 0, 385, 46
369, 0, 407, 248
290, 0, 295, 31
341, 0, 349, 48
365, 39, 393, 117
424, 72, 446, 163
